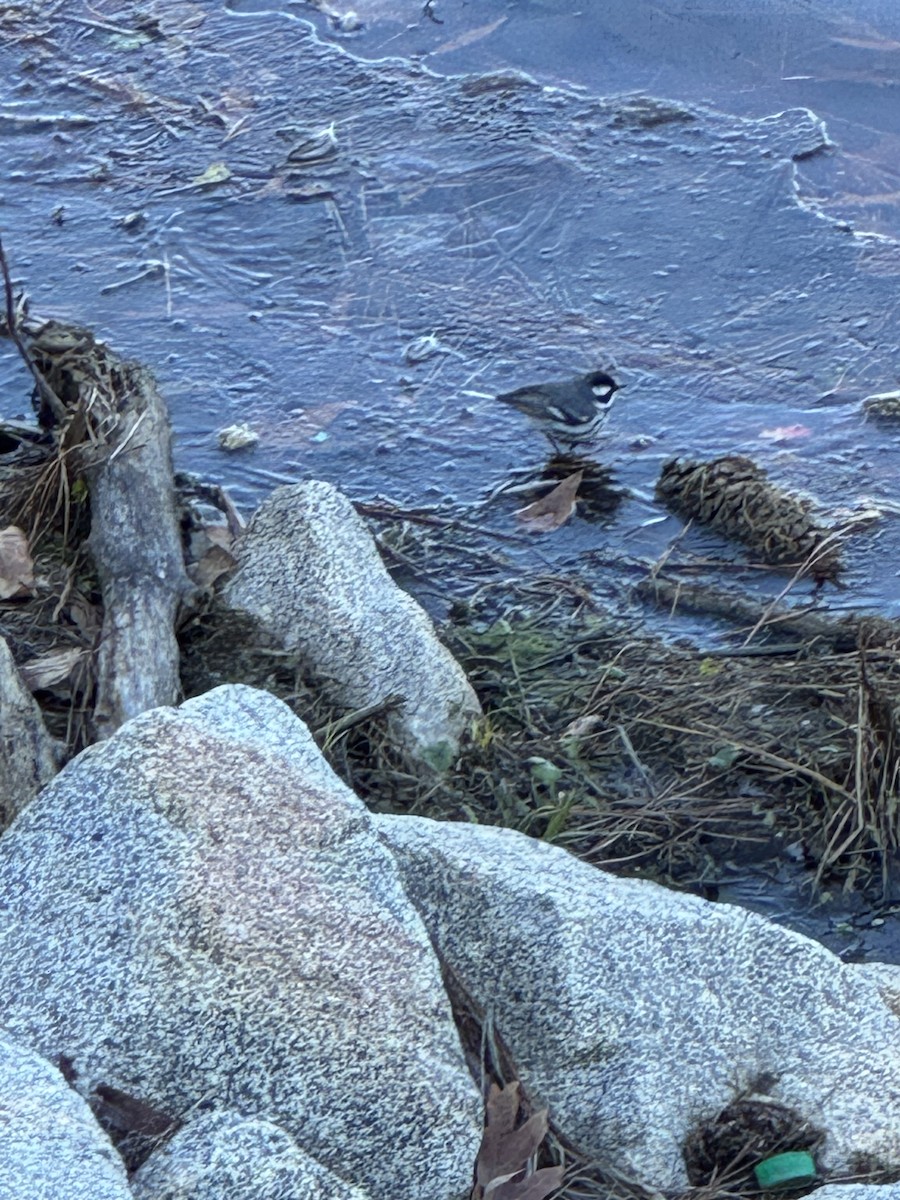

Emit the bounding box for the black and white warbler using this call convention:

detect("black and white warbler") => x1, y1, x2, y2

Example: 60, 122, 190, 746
496, 370, 621, 449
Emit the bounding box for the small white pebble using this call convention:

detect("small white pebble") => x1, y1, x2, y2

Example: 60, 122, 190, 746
404, 334, 442, 364
217, 423, 259, 451
337, 10, 363, 32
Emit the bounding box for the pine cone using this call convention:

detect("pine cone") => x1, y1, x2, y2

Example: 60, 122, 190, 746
656, 455, 841, 578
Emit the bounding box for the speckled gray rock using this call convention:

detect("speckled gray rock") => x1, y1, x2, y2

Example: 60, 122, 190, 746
0, 686, 481, 1200
0, 1030, 130, 1200
223, 481, 481, 771
854, 961, 900, 1017
809, 1187, 900, 1200
131, 1111, 374, 1200
374, 814, 900, 1190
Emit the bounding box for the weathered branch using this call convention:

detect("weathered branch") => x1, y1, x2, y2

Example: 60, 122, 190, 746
0, 635, 60, 826
81, 358, 193, 738
0, 233, 67, 423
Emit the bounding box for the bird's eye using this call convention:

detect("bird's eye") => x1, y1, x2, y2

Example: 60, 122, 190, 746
592, 384, 613, 399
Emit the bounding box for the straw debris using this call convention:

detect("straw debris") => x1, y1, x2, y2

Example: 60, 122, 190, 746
179, 558, 900, 898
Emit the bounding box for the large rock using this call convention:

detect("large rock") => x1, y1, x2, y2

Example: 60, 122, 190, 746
132, 1111, 374, 1200
0, 686, 481, 1200
0, 1030, 130, 1200
812, 1188, 900, 1200
375, 814, 900, 1190
855, 961, 900, 1017
223, 481, 481, 771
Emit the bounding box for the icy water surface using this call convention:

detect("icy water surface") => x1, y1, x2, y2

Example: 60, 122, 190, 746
0, 1, 898, 624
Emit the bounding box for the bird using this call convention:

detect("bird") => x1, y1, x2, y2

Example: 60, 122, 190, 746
496, 370, 621, 449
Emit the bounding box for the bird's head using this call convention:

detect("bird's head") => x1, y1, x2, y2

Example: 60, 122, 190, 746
584, 371, 620, 404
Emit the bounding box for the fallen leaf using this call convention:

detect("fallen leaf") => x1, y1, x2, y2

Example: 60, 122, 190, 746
708, 744, 741, 771
92, 1083, 181, 1137
66, 591, 102, 640
190, 161, 231, 187
108, 30, 154, 51
515, 471, 583, 533
560, 714, 604, 740
528, 758, 562, 788
190, 544, 237, 590
0, 526, 34, 599
203, 524, 234, 551
19, 647, 85, 692
476, 1082, 550, 1192
432, 15, 507, 55
488, 1166, 566, 1200
758, 424, 811, 442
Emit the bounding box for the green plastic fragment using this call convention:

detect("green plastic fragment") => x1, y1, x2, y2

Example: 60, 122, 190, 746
753, 1151, 816, 1190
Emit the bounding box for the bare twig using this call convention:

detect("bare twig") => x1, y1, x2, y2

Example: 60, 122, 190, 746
0, 234, 67, 423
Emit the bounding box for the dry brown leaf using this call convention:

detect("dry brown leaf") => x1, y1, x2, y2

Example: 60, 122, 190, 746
92, 1083, 181, 1138
190, 544, 237, 591
475, 1082, 553, 1198
203, 524, 234, 551
476, 1082, 520, 1187
489, 1165, 565, 1200
0, 526, 34, 599
515, 471, 583, 533
66, 592, 102, 640
19, 647, 86, 692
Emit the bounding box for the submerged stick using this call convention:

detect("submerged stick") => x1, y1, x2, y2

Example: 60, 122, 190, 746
0, 233, 67, 423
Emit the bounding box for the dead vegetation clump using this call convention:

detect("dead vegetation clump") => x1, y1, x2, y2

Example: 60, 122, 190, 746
683, 1089, 822, 1191
178, 564, 900, 899
446, 591, 900, 894
0, 230, 193, 756
0, 356, 102, 751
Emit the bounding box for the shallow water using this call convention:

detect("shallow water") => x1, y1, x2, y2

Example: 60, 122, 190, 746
1, 1, 899, 947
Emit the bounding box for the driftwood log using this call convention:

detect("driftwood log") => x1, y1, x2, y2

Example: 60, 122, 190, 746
25, 322, 193, 740
0, 634, 59, 826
